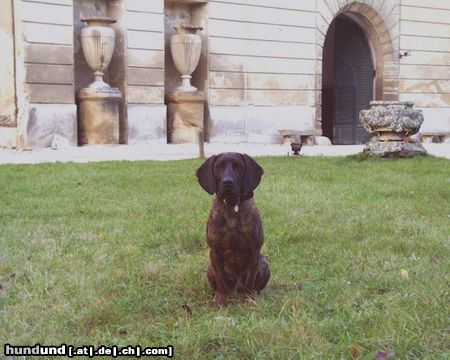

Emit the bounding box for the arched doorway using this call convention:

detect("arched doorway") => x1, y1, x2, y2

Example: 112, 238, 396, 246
322, 15, 374, 144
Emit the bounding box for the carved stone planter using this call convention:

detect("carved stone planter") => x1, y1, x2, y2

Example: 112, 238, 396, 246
80, 17, 116, 89
170, 25, 203, 92
360, 101, 424, 141
77, 17, 121, 145
359, 101, 426, 157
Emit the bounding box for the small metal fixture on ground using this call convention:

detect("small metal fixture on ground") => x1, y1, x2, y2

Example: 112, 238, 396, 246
291, 142, 302, 156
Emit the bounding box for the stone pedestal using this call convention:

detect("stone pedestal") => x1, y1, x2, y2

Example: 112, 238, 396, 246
77, 87, 121, 145
166, 91, 206, 144
364, 140, 426, 158
360, 101, 426, 158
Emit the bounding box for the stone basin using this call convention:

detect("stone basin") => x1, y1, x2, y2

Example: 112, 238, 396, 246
359, 101, 426, 157
359, 101, 424, 141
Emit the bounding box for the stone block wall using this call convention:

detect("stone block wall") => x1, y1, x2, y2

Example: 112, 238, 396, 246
125, 0, 166, 143
20, 0, 77, 148
1, 0, 449, 148
0, 0, 18, 147
398, 0, 450, 133
207, 0, 317, 143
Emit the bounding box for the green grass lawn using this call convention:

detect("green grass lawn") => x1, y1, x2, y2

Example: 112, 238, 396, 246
0, 155, 449, 359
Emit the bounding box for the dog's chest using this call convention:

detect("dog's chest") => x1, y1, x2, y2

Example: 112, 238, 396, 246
220, 220, 254, 272
209, 211, 255, 253
222, 217, 247, 247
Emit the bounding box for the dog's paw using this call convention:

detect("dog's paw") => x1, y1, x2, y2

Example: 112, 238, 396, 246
214, 293, 228, 307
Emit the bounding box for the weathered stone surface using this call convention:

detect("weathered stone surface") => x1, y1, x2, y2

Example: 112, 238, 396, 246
21, 1, 72, 25
127, 49, 164, 68
25, 63, 74, 84
127, 86, 164, 104
0, 116, 16, 128
210, 54, 315, 74
399, 93, 450, 108
360, 101, 424, 140
127, 30, 164, 50
0, 128, 17, 148
209, 2, 315, 27
0, 0, 16, 127
210, 72, 314, 90
418, 108, 450, 134
23, 22, 72, 45
166, 91, 206, 144
127, 68, 164, 86
28, 84, 74, 104
364, 141, 427, 158
26, 104, 77, 148
51, 133, 72, 150
77, 87, 121, 145
127, 11, 163, 32
360, 100, 428, 157
127, 104, 166, 144
25, 43, 74, 65
315, 136, 332, 146
209, 105, 315, 144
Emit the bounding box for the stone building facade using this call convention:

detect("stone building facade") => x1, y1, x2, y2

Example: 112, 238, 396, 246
0, 0, 449, 148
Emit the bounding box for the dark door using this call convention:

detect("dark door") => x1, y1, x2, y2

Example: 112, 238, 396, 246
322, 16, 374, 144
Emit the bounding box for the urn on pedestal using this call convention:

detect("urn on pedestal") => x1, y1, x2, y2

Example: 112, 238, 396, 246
80, 17, 117, 90
77, 17, 121, 145
166, 24, 206, 144
170, 25, 203, 92
359, 101, 426, 157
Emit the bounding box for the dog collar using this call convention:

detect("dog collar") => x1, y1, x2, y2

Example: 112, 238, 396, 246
221, 191, 254, 213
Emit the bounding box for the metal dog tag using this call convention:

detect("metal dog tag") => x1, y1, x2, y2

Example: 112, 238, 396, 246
234, 204, 239, 213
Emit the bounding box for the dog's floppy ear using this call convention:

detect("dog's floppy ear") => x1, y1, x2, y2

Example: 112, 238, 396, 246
196, 155, 217, 194
241, 154, 264, 193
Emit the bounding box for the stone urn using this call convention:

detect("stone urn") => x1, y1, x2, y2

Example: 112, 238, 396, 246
359, 101, 426, 157
170, 25, 203, 92
360, 101, 424, 140
80, 17, 116, 90
77, 17, 121, 145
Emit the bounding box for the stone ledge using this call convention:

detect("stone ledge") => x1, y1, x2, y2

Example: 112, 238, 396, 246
279, 129, 322, 145
418, 132, 450, 144
165, 0, 207, 4
77, 87, 121, 101
364, 141, 427, 158
165, 91, 206, 104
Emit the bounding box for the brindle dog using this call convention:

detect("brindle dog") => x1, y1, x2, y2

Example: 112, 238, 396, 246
196, 152, 270, 307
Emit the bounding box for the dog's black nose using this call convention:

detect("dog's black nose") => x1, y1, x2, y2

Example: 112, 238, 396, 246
222, 178, 234, 187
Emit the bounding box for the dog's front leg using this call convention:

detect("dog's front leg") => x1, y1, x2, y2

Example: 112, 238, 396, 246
243, 255, 259, 301
209, 250, 229, 307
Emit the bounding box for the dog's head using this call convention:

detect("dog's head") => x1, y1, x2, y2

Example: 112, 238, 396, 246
196, 152, 263, 202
